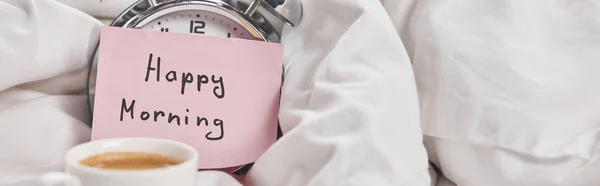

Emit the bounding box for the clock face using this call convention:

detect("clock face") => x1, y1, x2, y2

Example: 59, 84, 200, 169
138, 10, 260, 40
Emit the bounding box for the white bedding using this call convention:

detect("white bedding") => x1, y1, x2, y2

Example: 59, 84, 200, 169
384, 0, 600, 185
0, 0, 432, 185
2, 0, 600, 186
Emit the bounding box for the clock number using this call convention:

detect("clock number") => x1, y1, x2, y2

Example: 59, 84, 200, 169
190, 20, 206, 34
160, 28, 169, 32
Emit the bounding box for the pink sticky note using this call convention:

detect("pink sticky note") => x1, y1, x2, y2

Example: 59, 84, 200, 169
91, 26, 282, 169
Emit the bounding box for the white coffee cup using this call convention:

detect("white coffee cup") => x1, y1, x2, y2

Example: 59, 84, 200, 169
41, 137, 198, 186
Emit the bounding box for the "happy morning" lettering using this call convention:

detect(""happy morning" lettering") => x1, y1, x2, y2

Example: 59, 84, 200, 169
118, 53, 225, 141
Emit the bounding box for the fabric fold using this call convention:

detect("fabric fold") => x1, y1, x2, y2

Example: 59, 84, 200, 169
247, 0, 432, 185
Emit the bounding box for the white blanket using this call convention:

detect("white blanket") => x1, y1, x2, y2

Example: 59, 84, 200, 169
0, 0, 433, 185
3, 0, 600, 186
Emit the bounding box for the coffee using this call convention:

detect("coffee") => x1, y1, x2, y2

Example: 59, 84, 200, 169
79, 152, 182, 170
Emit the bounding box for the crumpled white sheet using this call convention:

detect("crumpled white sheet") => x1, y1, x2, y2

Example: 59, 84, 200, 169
0, 0, 433, 186
383, 0, 600, 186
4, 0, 600, 185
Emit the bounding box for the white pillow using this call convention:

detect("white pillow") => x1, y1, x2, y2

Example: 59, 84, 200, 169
384, 0, 600, 185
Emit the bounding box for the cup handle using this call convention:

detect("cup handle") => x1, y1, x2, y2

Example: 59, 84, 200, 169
41, 172, 82, 186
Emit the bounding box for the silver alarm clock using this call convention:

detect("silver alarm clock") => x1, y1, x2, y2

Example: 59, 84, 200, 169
87, 0, 301, 114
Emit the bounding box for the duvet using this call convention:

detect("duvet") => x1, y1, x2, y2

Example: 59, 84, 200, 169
1, 0, 599, 186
